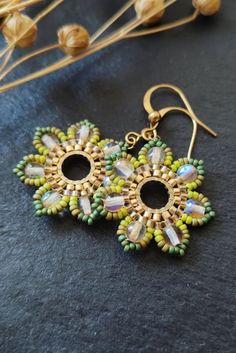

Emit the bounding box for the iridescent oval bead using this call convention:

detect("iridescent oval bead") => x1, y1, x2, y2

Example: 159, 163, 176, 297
41, 191, 62, 208
79, 196, 92, 215
147, 147, 165, 164
104, 193, 125, 212
24, 163, 44, 178
177, 164, 198, 182
103, 142, 121, 157
103, 176, 111, 187
185, 199, 205, 218
41, 134, 59, 150
114, 159, 134, 179
76, 125, 92, 143
126, 221, 146, 243
163, 225, 182, 246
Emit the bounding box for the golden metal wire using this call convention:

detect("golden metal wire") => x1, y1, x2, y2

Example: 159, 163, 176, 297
125, 83, 218, 159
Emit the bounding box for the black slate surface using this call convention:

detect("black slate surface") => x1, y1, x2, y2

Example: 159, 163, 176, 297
0, 1, 235, 352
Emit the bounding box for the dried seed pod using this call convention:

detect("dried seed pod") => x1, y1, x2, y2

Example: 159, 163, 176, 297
192, 0, 221, 16
57, 24, 90, 56
135, 0, 165, 25
2, 12, 37, 48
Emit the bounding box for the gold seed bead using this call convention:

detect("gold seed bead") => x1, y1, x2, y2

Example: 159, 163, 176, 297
192, 0, 221, 16
2, 12, 37, 48
135, 0, 165, 25
57, 24, 90, 56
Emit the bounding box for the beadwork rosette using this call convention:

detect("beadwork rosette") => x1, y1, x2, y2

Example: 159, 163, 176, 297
94, 138, 215, 256
14, 120, 127, 225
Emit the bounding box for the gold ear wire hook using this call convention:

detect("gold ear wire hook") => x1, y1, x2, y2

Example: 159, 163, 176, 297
143, 84, 218, 159
158, 106, 198, 159
143, 83, 218, 137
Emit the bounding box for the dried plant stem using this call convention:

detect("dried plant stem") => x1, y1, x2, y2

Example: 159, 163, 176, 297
90, 0, 136, 43
0, 46, 14, 73
0, 0, 17, 13
0, 44, 59, 80
0, 0, 176, 92
0, 0, 17, 8
0, 0, 18, 4
2, 0, 138, 80
0, 0, 42, 17
0, 0, 63, 60
125, 8, 199, 38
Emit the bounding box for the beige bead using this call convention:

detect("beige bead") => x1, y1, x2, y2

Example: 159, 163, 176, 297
2, 12, 37, 48
192, 0, 221, 16
135, 0, 165, 25
57, 24, 90, 56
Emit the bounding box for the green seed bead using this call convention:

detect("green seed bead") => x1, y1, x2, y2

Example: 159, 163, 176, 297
202, 217, 209, 223
124, 245, 130, 252
206, 207, 212, 212
100, 210, 107, 217
182, 239, 190, 246
129, 243, 136, 251
88, 218, 93, 226
179, 244, 186, 250
82, 215, 89, 222
118, 235, 126, 242
42, 208, 47, 215
169, 246, 175, 254
92, 210, 99, 217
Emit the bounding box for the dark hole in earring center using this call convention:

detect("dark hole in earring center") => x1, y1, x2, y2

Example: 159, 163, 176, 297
140, 181, 169, 209
62, 154, 91, 181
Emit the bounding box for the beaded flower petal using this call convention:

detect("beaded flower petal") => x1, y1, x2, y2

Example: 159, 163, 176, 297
94, 138, 215, 256
14, 120, 128, 225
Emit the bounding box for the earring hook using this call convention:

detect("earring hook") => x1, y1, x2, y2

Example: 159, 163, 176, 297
143, 83, 217, 158
143, 83, 217, 136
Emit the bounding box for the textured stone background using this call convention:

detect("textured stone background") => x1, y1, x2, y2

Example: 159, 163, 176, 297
0, 1, 235, 352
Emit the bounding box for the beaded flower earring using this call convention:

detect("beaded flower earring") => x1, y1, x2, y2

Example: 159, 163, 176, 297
13, 83, 217, 257
13, 120, 128, 225
93, 84, 217, 256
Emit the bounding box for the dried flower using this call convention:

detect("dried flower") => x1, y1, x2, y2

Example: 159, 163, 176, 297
2, 11, 37, 48
192, 0, 221, 16
135, 0, 165, 25
57, 24, 90, 56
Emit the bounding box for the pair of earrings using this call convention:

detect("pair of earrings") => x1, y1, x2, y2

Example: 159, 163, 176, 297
14, 84, 217, 256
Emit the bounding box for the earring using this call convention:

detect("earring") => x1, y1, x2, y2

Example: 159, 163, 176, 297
93, 84, 217, 256
13, 84, 217, 257
13, 120, 128, 225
